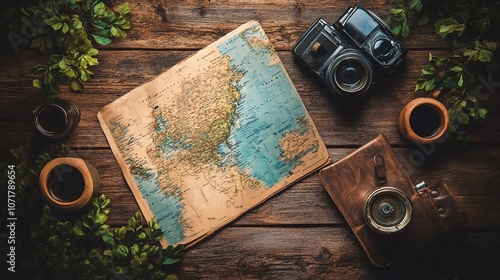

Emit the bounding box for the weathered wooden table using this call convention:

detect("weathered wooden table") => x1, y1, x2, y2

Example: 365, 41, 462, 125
1, 1, 499, 279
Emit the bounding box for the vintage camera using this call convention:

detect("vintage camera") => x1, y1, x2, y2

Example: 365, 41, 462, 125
319, 134, 468, 267
293, 4, 407, 103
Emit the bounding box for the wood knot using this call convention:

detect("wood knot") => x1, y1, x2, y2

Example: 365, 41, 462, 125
200, 5, 208, 17
154, 4, 168, 22
313, 246, 334, 263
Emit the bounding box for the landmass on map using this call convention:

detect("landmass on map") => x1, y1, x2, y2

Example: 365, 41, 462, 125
98, 21, 330, 247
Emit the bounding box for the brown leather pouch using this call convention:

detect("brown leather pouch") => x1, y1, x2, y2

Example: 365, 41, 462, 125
319, 134, 467, 267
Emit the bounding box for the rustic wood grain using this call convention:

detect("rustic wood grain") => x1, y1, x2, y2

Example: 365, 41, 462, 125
1, 0, 499, 278
1, 51, 499, 149
175, 227, 500, 279
0, 0, 449, 51
16, 147, 499, 228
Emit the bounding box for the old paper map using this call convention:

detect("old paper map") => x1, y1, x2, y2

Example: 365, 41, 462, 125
98, 21, 330, 247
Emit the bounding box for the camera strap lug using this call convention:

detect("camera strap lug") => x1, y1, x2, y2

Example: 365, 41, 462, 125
373, 155, 387, 186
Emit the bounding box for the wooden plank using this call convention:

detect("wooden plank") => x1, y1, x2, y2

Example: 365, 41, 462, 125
0, 0, 448, 51
0, 1, 497, 278
1, 50, 499, 149
176, 227, 500, 279
13, 147, 500, 227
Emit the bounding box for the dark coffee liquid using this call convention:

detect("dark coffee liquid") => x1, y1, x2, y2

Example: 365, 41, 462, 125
409, 105, 441, 138
37, 106, 67, 134
47, 164, 85, 202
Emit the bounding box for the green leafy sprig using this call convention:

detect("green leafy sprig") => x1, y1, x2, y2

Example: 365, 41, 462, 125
2, 0, 131, 100
389, 0, 500, 142
0, 144, 183, 279
25, 195, 183, 280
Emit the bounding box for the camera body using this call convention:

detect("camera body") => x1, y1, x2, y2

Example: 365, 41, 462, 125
319, 134, 468, 267
293, 5, 407, 103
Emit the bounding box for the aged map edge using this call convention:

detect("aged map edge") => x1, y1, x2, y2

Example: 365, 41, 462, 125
97, 20, 332, 249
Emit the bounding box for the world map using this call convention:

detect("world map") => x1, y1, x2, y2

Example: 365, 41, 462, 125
98, 21, 330, 247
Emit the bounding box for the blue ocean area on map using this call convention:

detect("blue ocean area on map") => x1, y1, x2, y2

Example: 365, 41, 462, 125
216, 26, 311, 188
135, 175, 185, 244
99, 22, 328, 247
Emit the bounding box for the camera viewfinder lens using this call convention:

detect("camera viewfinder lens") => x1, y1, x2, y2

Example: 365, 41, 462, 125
373, 38, 394, 63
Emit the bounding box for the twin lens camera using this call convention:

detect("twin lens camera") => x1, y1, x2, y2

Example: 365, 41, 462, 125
293, 4, 407, 104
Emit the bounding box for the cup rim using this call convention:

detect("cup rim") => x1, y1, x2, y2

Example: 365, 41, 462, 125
33, 99, 80, 139
34, 103, 70, 136
39, 157, 94, 211
400, 97, 449, 143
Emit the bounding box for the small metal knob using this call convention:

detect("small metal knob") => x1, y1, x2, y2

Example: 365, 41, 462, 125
415, 181, 427, 191
311, 42, 322, 52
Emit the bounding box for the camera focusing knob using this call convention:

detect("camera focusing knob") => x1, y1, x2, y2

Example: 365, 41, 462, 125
380, 202, 395, 216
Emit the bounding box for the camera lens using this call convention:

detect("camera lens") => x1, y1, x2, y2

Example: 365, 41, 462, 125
371, 195, 405, 226
337, 60, 363, 87
327, 51, 372, 95
364, 187, 412, 234
372, 38, 394, 63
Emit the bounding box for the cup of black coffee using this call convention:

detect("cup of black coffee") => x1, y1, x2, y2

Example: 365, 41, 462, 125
33, 98, 80, 139
397, 90, 449, 143
39, 158, 99, 211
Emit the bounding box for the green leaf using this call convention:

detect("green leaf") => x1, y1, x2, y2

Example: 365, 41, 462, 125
96, 213, 108, 224
87, 48, 99, 56
91, 33, 112, 45
59, 59, 68, 70
457, 111, 469, 124
392, 24, 402, 36
457, 75, 463, 87
72, 19, 83, 29
93, 2, 107, 16
102, 235, 116, 247
131, 244, 140, 255
463, 49, 479, 61
435, 18, 465, 38
73, 224, 86, 236
118, 3, 131, 15
70, 79, 84, 91
408, 0, 423, 13
33, 79, 42, 89
163, 257, 182, 265
117, 244, 129, 259
482, 40, 497, 51
478, 49, 494, 62
424, 78, 435, 91
51, 22, 63, 30
128, 216, 137, 229
83, 55, 99, 66
138, 232, 146, 240
401, 21, 410, 38
477, 108, 487, 118
61, 23, 69, 33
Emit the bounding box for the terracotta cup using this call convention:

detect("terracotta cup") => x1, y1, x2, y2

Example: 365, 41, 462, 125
397, 90, 449, 143
39, 157, 100, 211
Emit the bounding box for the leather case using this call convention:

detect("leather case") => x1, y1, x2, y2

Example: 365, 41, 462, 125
319, 134, 467, 267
